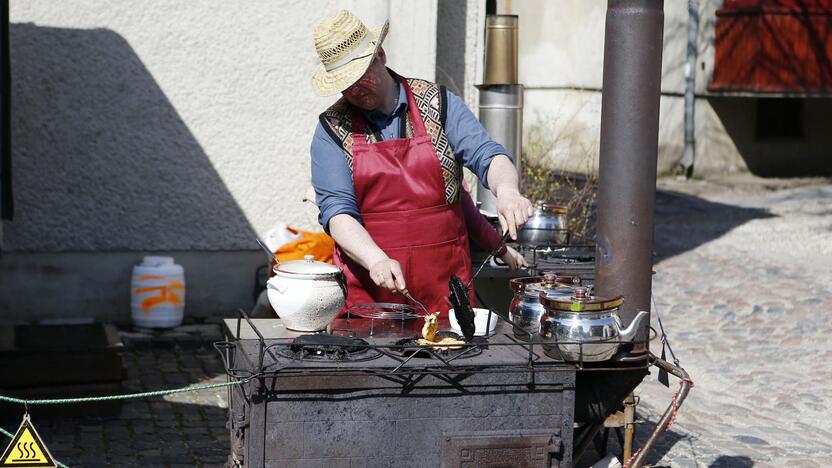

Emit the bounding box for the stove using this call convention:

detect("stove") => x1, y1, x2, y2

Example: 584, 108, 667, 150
222, 316, 577, 467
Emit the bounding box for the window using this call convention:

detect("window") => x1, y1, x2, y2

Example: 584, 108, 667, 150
755, 98, 803, 140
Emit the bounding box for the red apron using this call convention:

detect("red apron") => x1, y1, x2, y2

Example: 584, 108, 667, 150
333, 78, 474, 316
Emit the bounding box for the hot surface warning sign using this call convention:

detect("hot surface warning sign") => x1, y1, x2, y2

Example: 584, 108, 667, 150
0, 415, 57, 468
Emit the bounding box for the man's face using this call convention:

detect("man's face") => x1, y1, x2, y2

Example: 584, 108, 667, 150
342, 53, 387, 111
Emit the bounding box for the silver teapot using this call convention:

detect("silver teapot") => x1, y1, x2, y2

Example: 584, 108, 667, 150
517, 202, 568, 246
538, 287, 649, 362
508, 272, 581, 339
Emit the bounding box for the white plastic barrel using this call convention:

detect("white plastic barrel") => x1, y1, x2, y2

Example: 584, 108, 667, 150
131, 256, 185, 328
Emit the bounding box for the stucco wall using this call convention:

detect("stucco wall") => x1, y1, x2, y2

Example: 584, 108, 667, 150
1, 1, 483, 321
513, 0, 722, 175
5, 1, 440, 252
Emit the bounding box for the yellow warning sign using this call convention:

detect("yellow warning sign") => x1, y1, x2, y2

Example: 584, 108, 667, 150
0, 414, 57, 468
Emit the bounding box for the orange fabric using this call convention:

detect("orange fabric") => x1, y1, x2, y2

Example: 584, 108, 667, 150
271, 227, 335, 269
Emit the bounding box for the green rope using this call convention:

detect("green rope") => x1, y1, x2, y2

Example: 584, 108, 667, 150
0, 378, 249, 405
0, 378, 251, 468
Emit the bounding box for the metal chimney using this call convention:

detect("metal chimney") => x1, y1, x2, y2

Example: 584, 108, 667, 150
477, 14, 523, 215
595, 0, 664, 353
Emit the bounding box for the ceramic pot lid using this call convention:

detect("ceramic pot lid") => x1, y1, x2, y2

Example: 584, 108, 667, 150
274, 255, 342, 278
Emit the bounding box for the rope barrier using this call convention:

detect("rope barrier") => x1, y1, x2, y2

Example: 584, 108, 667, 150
0, 377, 251, 468
0, 378, 250, 406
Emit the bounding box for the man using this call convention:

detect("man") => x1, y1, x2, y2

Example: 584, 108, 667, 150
310, 10, 532, 314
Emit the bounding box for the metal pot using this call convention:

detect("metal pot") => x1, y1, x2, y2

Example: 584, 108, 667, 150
538, 287, 648, 362
517, 202, 568, 246
266, 255, 346, 332
508, 272, 580, 339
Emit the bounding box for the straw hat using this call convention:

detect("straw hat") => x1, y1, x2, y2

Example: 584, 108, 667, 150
312, 10, 389, 96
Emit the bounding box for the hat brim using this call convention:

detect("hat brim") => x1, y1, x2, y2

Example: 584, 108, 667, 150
312, 21, 389, 97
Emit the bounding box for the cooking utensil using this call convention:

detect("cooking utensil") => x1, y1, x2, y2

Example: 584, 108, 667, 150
538, 287, 649, 362
256, 238, 280, 265
396, 288, 429, 315
508, 273, 581, 339
347, 303, 420, 320
448, 275, 476, 341
467, 230, 512, 288
266, 255, 346, 332
449, 307, 498, 336
518, 202, 569, 246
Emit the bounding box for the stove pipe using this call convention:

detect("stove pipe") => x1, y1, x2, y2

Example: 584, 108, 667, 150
477, 15, 523, 215
595, 0, 664, 353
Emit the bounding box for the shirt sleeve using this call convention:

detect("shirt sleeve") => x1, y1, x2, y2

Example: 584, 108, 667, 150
310, 122, 362, 233
460, 187, 502, 252
443, 89, 511, 190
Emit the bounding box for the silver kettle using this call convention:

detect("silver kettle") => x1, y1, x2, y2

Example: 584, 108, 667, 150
538, 287, 649, 362
517, 202, 568, 246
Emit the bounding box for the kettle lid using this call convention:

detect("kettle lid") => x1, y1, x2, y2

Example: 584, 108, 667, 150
511, 272, 579, 296
540, 286, 624, 312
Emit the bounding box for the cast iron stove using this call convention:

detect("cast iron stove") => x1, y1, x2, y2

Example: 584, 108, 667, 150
221, 313, 578, 468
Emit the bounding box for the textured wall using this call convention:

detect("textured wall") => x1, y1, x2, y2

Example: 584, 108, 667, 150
512, 0, 726, 175
5, 1, 440, 251
436, 0, 485, 108
0, 1, 481, 320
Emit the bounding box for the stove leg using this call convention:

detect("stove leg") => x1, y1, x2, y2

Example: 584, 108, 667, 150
623, 393, 637, 462
246, 384, 267, 468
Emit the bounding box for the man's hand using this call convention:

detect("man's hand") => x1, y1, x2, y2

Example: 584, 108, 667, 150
495, 189, 533, 240
499, 246, 528, 272
486, 155, 533, 240
368, 258, 406, 292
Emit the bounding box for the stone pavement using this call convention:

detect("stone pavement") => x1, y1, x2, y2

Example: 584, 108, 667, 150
584, 176, 832, 467
0, 332, 232, 468
1, 176, 830, 467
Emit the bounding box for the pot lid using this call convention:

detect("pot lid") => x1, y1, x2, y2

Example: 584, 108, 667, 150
510, 272, 579, 295
274, 255, 342, 277
534, 201, 567, 214
539, 286, 623, 312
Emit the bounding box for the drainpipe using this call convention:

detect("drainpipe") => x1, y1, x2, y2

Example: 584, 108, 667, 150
476, 14, 523, 215
679, 0, 699, 178
595, 0, 664, 354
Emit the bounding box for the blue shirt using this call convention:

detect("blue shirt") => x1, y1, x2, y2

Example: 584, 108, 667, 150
311, 79, 509, 232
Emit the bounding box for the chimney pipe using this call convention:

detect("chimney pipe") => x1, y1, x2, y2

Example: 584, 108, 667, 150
595, 0, 664, 353
477, 14, 523, 214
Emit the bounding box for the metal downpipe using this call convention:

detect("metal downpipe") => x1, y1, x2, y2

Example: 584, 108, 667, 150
595, 0, 664, 353
679, 0, 699, 177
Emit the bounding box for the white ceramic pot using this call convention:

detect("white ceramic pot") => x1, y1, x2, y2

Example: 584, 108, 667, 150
266, 255, 346, 332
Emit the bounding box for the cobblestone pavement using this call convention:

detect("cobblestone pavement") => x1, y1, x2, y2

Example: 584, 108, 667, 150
2, 176, 830, 467
588, 177, 832, 467
1, 341, 232, 468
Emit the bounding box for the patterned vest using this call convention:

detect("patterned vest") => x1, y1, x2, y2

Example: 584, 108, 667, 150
318, 77, 462, 205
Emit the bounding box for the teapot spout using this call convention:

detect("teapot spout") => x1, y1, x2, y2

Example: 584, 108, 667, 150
620, 310, 649, 343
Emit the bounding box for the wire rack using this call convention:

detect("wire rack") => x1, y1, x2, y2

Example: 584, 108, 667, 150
345, 302, 422, 320
214, 308, 653, 382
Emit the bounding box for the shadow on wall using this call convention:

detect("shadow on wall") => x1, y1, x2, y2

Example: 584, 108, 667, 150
435, 0, 467, 97
653, 188, 773, 262
708, 96, 832, 177
6, 24, 255, 251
